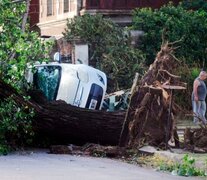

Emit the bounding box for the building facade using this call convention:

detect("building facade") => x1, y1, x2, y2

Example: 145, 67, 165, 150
36, 0, 181, 38
80, 0, 180, 26
37, 0, 79, 37
30, 0, 180, 64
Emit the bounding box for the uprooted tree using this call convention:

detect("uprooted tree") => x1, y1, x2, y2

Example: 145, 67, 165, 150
119, 40, 187, 149
118, 41, 207, 152
1, 40, 189, 149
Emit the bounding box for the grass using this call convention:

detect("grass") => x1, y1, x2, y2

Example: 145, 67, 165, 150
127, 153, 207, 177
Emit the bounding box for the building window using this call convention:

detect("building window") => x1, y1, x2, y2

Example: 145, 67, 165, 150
70, 0, 75, 12
47, 0, 53, 16
64, 0, 69, 12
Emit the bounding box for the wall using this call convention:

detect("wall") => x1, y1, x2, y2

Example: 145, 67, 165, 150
85, 0, 181, 9
29, 0, 39, 27
38, 0, 78, 37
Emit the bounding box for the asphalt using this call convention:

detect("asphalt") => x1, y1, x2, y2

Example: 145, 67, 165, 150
0, 149, 202, 180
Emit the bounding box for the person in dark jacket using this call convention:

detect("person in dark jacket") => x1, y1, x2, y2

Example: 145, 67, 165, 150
192, 70, 207, 124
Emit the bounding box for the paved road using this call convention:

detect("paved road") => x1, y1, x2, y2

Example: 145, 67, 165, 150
0, 149, 201, 180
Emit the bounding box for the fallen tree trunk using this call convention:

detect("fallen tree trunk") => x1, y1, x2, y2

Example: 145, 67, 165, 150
0, 79, 125, 145
33, 100, 125, 145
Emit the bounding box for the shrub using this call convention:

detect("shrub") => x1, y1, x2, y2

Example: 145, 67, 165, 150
0, 96, 34, 154
171, 154, 206, 176
64, 14, 146, 91
181, 0, 207, 11
132, 3, 207, 67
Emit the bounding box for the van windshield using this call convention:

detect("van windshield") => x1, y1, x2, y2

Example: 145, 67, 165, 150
33, 66, 61, 101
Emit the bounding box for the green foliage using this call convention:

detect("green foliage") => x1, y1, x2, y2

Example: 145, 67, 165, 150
158, 154, 206, 177
132, 3, 207, 66
0, 144, 10, 155
132, 153, 206, 177
172, 64, 198, 110
0, 0, 53, 90
63, 14, 146, 91
171, 154, 206, 176
0, 96, 34, 154
181, 0, 207, 11
0, 1, 49, 152
191, 67, 200, 79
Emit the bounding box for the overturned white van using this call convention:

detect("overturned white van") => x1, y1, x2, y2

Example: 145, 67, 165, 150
26, 63, 107, 110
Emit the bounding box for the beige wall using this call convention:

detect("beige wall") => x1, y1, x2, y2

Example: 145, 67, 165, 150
38, 0, 78, 37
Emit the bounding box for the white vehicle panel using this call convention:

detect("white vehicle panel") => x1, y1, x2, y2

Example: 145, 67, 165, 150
26, 63, 107, 110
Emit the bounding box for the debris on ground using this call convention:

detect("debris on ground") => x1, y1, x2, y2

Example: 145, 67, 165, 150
184, 126, 207, 153
49, 144, 207, 177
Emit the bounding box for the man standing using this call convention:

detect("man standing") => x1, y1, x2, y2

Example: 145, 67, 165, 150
192, 70, 207, 124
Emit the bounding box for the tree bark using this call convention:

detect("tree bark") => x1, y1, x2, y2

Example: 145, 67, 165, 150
0, 80, 125, 145
33, 100, 125, 145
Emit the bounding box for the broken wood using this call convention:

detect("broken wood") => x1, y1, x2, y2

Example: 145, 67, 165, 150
119, 41, 186, 149
49, 143, 127, 158
119, 73, 139, 146
184, 127, 207, 153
